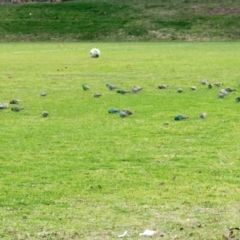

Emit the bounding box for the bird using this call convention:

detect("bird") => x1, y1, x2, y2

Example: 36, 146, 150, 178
220, 89, 228, 94
11, 106, 24, 112
94, 93, 102, 98
106, 83, 117, 90
177, 88, 183, 93
122, 109, 134, 116
9, 99, 21, 104
174, 114, 189, 121
225, 87, 236, 92
235, 97, 240, 102
208, 83, 213, 89
82, 84, 90, 91
40, 93, 47, 97
218, 88, 228, 98
199, 112, 207, 118
108, 108, 119, 114
214, 82, 223, 87
158, 84, 169, 89
218, 92, 225, 98
118, 110, 128, 117
116, 89, 130, 94
190, 86, 197, 90
218, 89, 228, 98
131, 86, 142, 93
218, 91, 227, 98
42, 111, 49, 117
201, 79, 208, 85
0, 103, 9, 109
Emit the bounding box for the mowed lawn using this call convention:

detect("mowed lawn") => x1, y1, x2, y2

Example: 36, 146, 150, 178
0, 42, 240, 239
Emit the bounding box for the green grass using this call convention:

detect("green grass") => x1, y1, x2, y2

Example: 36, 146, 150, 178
1, 42, 240, 239
0, 0, 240, 41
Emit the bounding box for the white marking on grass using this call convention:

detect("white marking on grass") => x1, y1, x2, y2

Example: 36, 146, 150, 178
14, 50, 61, 54
0, 43, 233, 55
0, 49, 61, 55
118, 230, 128, 238
1, 48, 86, 55
139, 229, 157, 236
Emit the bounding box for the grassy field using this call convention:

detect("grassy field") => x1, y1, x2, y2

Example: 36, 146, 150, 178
1, 42, 240, 239
0, 0, 240, 41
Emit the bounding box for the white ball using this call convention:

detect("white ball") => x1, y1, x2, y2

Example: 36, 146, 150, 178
90, 48, 100, 58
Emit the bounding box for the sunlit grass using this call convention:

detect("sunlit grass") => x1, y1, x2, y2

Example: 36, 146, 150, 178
0, 42, 240, 239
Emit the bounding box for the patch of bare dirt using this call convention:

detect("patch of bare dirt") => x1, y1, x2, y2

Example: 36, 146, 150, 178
206, 7, 240, 15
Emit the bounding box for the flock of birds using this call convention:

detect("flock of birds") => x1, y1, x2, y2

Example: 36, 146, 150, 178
0, 95, 49, 117
81, 79, 240, 120
159, 79, 239, 120
82, 83, 141, 118
1, 79, 238, 119
0, 99, 24, 112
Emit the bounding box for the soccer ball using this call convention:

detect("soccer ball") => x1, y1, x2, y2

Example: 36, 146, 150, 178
90, 48, 100, 58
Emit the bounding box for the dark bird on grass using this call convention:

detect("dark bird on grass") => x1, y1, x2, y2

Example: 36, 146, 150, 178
82, 84, 90, 91
0, 103, 9, 109
11, 106, 24, 112
131, 86, 142, 93
225, 87, 236, 92
177, 88, 183, 93
108, 107, 119, 114
190, 86, 197, 91
117, 89, 130, 94
106, 83, 117, 90
9, 99, 21, 104
174, 114, 189, 121
214, 82, 223, 87
94, 93, 102, 98
201, 79, 208, 85
42, 111, 49, 117
158, 84, 169, 89
122, 109, 134, 116
199, 112, 207, 118
235, 97, 240, 102
208, 83, 213, 89
40, 93, 47, 97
